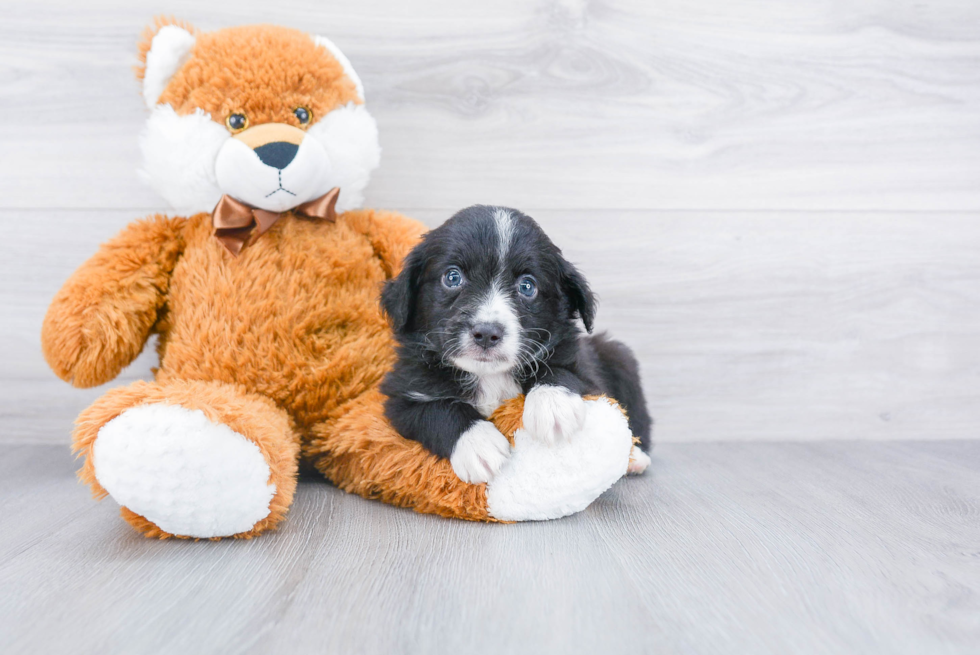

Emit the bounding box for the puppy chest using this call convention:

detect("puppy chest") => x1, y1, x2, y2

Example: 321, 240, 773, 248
473, 373, 522, 417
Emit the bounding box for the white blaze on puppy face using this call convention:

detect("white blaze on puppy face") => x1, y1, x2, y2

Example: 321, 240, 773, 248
452, 207, 524, 377
493, 207, 515, 263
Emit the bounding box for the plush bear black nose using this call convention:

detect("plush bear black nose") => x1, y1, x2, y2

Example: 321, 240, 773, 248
253, 141, 299, 169
471, 322, 504, 350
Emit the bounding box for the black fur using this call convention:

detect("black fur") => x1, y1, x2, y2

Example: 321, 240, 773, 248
380, 205, 652, 460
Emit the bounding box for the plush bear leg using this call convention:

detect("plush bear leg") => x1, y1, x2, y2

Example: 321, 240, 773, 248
307, 388, 493, 520
73, 380, 300, 539
306, 388, 634, 522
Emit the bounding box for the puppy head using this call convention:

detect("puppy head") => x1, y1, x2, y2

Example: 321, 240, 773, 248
136, 19, 379, 215
382, 205, 596, 378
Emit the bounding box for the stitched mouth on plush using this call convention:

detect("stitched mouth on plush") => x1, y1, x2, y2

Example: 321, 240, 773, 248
214, 130, 333, 212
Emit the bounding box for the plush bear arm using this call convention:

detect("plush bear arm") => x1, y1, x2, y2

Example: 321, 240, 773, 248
41, 215, 186, 388
340, 209, 428, 278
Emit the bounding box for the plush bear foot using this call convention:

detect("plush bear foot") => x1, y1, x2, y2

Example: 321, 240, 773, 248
74, 380, 299, 539
93, 404, 276, 538
485, 396, 633, 521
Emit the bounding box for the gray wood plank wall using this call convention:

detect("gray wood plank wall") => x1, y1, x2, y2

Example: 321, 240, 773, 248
2, 0, 978, 444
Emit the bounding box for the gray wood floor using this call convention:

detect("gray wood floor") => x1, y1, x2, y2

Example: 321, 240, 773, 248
1, 441, 978, 655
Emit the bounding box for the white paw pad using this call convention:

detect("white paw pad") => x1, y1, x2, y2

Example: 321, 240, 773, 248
522, 385, 588, 445
93, 403, 276, 538
450, 420, 513, 484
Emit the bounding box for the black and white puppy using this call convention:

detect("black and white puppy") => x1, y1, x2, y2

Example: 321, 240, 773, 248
380, 205, 652, 483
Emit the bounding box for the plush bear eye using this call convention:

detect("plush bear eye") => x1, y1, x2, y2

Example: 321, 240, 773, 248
226, 113, 248, 132
294, 107, 312, 125
443, 268, 464, 289
517, 275, 537, 298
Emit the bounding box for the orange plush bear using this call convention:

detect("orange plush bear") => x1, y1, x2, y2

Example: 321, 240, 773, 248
41, 20, 635, 539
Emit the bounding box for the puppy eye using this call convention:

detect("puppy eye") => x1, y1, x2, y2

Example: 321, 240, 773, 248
226, 113, 248, 132
294, 107, 312, 125
443, 268, 464, 289
517, 275, 537, 298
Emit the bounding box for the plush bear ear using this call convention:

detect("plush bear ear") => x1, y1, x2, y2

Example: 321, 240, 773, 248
137, 20, 197, 108
311, 35, 365, 101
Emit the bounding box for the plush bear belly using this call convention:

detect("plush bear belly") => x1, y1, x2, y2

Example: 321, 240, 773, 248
155, 213, 396, 430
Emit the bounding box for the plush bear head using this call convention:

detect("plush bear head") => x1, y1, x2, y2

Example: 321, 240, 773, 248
136, 19, 379, 215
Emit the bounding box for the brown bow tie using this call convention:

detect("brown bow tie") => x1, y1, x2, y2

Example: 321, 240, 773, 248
212, 187, 340, 256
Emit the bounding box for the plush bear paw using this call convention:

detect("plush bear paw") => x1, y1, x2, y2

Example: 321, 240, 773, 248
450, 420, 513, 484
486, 396, 633, 521
521, 384, 588, 445
92, 404, 276, 538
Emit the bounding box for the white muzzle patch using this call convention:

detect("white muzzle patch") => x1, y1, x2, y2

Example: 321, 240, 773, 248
453, 284, 522, 376
214, 136, 333, 212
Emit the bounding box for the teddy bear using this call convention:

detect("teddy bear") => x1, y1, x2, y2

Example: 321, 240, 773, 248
40, 19, 637, 539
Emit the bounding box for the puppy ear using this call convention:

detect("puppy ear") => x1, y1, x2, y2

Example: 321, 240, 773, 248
381, 246, 426, 333
559, 258, 597, 333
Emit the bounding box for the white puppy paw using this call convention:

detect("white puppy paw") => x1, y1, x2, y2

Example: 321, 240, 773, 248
628, 447, 651, 475
450, 420, 513, 484
522, 385, 588, 445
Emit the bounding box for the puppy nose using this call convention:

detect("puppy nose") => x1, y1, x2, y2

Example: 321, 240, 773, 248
471, 322, 504, 349
253, 141, 299, 169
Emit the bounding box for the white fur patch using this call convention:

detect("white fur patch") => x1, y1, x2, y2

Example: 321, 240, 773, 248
311, 35, 365, 101
487, 396, 633, 521
473, 372, 521, 417
453, 283, 522, 375
450, 420, 513, 484
214, 135, 333, 212
522, 384, 588, 445
493, 207, 514, 263
143, 26, 196, 108
93, 404, 276, 538
628, 447, 651, 475
138, 106, 229, 214
305, 103, 381, 212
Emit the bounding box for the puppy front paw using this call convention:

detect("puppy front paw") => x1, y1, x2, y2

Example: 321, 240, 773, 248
450, 421, 513, 484
522, 385, 587, 445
